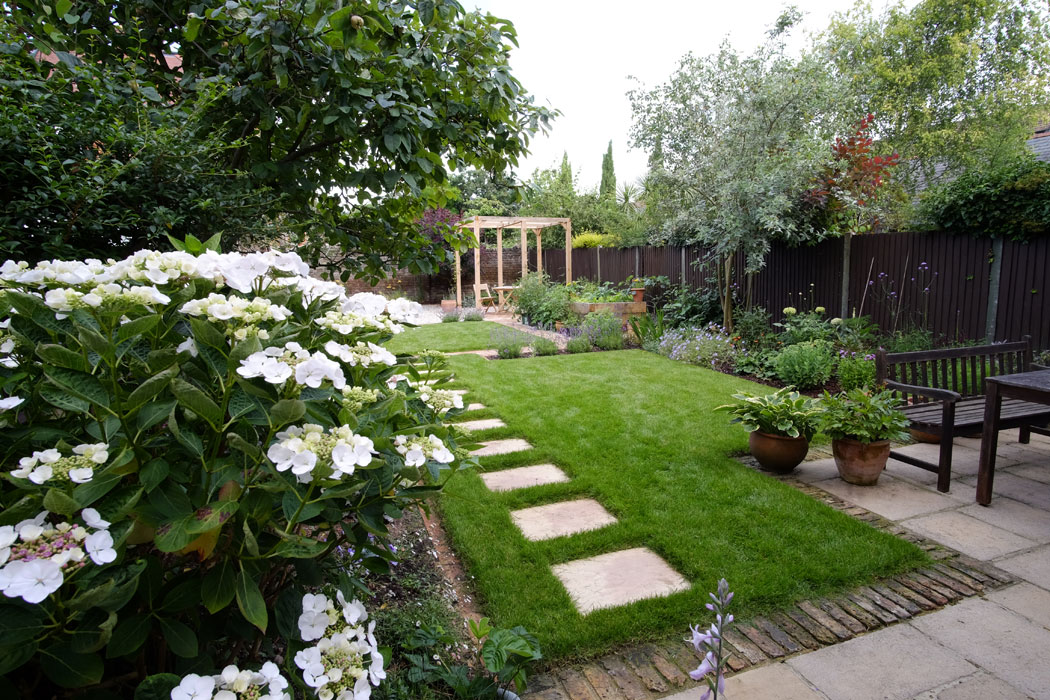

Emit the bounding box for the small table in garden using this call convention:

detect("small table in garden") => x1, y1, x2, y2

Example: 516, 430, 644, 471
977, 369, 1050, 505
493, 285, 519, 313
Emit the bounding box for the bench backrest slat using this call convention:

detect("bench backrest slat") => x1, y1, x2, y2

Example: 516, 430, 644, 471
876, 337, 1032, 399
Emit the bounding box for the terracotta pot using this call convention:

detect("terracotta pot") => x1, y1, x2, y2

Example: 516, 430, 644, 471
748, 431, 810, 474
832, 438, 891, 485
440, 299, 457, 311
910, 428, 940, 444
631, 287, 645, 303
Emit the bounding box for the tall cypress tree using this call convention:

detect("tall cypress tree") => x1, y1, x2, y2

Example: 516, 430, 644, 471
600, 141, 616, 199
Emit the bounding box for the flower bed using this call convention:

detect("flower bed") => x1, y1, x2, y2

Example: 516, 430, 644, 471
0, 245, 473, 697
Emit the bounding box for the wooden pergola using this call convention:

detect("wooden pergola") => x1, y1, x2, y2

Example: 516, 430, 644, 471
454, 216, 573, 307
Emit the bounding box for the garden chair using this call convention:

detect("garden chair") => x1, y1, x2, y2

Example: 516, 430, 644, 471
473, 283, 498, 313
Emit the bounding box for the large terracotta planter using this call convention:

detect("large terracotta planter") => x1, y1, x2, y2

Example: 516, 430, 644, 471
910, 427, 939, 444
832, 438, 891, 485
748, 431, 810, 474
440, 299, 457, 311
631, 288, 645, 303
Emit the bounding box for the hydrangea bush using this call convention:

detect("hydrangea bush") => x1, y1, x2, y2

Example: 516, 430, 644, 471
0, 247, 470, 697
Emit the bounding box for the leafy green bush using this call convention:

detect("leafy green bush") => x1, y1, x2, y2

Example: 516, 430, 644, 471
775, 308, 833, 345
565, 336, 592, 354
820, 389, 910, 443
531, 337, 559, 356
883, 328, 933, 352
660, 286, 722, 328
629, 310, 667, 350
0, 245, 470, 697
512, 273, 571, 327
734, 348, 779, 380
774, 340, 835, 389
580, 312, 624, 350
571, 231, 616, 248
834, 315, 879, 352
567, 280, 631, 302
657, 325, 738, 372
716, 386, 821, 439
536, 283, 573, 327
837, 351, 877, 391
733, 306, 773, 347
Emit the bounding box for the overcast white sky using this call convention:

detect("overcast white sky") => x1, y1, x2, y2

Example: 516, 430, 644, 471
467, 0, 905, 191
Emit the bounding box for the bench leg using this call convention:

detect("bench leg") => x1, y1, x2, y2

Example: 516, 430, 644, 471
937, 403, 956, 493
1019, 425, 1031, 444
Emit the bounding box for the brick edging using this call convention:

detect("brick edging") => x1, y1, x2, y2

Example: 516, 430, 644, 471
522, 457, 1018, 700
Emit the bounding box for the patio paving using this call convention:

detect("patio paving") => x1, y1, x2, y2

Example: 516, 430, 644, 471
525, 430, 1050, 700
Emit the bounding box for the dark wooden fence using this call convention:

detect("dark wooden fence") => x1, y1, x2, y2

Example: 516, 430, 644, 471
538, 232, 1050, 350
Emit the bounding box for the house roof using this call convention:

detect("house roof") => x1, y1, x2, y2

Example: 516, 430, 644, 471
1028, 123, 1050, 162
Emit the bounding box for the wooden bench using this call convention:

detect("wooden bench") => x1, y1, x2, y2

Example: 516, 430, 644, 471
875, 337, 1050, 493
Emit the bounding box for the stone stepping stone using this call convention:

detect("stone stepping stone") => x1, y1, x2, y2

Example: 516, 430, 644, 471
456, 418, 506, 432
552, 547, 690, 614
466, 403, 485, 411
470, 438, 531, 457
449, 389, 468, 396
511, 499, 617, 541
480, 464, 569, 492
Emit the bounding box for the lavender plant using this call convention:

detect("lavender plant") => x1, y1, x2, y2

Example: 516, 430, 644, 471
657, 325, 740, 372
689, 578, 735, 700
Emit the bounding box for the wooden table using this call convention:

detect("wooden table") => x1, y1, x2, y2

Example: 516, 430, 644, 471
977, 369, 1050, 505
492, 285, 519, 313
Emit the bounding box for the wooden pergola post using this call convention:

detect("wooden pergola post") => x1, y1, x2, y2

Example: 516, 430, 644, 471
496, 225, 504, 289
520, 224, 527, 279
536, 229, 542, 276
473, 217, 481, 299
564, 219, 572, 283
454, 250, 462, 306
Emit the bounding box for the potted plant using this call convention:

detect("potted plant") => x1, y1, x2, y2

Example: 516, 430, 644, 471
820, 389, 910, 485
440, 298, 457, 312
716, 386, 820, 473
629, 277, 646, 303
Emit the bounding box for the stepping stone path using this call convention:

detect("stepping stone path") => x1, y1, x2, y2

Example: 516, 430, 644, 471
552, 547, 691, 614
480, 464, 569, 492
456, 418, 506, 432
511, 499, 617, 541
470, 438, 532, 457
455, 385, 690, 618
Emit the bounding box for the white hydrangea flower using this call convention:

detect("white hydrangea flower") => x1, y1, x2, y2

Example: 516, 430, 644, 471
84, 530, 117, 565
294, 353, 346, 390
393, 434, 455, 468
0, 558, 64, 604
10, 444, 104, 485
171, 673, 216, 700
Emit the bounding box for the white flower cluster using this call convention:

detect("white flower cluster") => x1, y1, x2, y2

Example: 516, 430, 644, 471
267, 424, 375, 483
0, 508, 115, 604
44, 283, 170, 316
393, 434, 455, 467
315, 309, 401, 336
296, 592, 385, 700
417, 389, 464, 415
181, 293, 291, 328
340, 386, 381, 414
1, 320, 18, 368
323, 341, 397, 368
0, 395, 24, 412
170, 662, 290, 700
239, 342, 348, 390
10, 442, 108, 485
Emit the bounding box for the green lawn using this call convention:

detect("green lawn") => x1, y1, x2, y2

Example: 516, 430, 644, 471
429, 350, 926, 660
386, 321, 503, 354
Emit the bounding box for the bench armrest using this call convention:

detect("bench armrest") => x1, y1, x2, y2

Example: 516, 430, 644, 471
884, 380, 962, 403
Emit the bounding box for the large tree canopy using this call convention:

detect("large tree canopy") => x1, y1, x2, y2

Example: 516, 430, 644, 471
3, 0, 553, 277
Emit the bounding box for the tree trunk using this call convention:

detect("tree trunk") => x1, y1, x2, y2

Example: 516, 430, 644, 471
723, 255, 734, 331
840, 231, 852, 318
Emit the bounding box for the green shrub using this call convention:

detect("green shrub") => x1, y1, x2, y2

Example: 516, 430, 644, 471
532, 337, 559, 356
734, 347, 779, 379
571, 231, 616, 248
774, 340, 835, 389
883, 328, 933, 352
580, 311, 624, 350
834, 315, 879, 352
441, 310, 460, 323
492, 326, 530, 358
661, 286, 722, 327
536, 283, 573, 327
657, 325, 738, 372
513, 272, 572, 327
820, 389, 910, 443
733, 306, 773, 347
775, 308, 833, 345
837, 351, 877, 391
628, 310, 666, 350
567, 280, 631, 302
461, 308, 485, 322
566, 336, 592, 353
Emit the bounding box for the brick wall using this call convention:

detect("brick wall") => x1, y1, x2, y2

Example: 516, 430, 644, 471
342, 246, 528, 303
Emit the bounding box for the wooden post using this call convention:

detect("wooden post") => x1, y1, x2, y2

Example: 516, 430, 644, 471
985, 237, 1004, 343
454, 250, 462, 306
496, 226, 504, 289
536, 230, 543, 276
564, 220, 572, 284
473, 218, 481, 298
520, 224, 527, 279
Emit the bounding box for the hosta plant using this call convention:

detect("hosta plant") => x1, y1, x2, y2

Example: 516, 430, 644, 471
0, 245, 472, 698
715, 387, 820, 440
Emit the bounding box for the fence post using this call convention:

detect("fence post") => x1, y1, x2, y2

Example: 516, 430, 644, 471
681, 248, 686, 285
985, 237, 1004, 343
597, 246, 602, 282
635, 248, 639, 279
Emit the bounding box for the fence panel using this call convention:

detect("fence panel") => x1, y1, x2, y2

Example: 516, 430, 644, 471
998, 237, 1050, 348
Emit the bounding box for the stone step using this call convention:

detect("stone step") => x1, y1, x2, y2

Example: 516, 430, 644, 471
456, 418, 506, 432
552, 547, 690, 615
480, 464, 570, 492
466, 403, 485, 411
470, 438, 532, 457
511, 499, 617, 541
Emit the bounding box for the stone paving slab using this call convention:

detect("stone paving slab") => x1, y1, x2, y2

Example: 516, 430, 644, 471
959, 497, 1050, 543
456, 418, 507, 432
912, 671, 1030, 700
552, 548, 690, 614
813, 474, 965, 521
1004, 462, 1050, 484
901, 510, 1036, 560
470, 438, 532, 457
511, 499, 618, 541
959, 472, 1050, 511
466, 403, 486, 411
667, 663, 827, 699
987, 582, 1050, 630
792, 457, 840, 484
995, 544, 1050, 590
911, 596, 1050, 700
786, 623, 976, 700
891, 442, 987, 476
480, 464, 571, 492
449, 389, 468, 396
